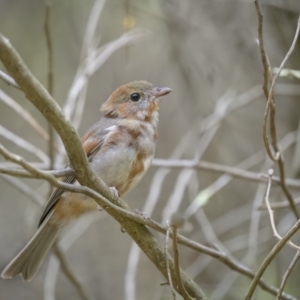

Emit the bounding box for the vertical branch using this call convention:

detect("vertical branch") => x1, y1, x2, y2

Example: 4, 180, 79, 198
44, 0, 55, 171
165, 227, 176, 300
255, 0, 300, 219
254, 0, 273, 99
170, 213, 193, 300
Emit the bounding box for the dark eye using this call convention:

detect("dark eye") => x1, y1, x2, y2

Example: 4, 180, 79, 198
130, 93, 141, 102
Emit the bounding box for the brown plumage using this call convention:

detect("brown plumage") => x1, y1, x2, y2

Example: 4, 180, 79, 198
1, 81, 171, 281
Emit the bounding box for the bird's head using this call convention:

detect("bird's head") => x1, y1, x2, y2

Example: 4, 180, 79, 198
101, 81, 172, 123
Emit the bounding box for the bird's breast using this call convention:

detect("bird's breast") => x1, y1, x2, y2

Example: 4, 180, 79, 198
91, 120, 157, 196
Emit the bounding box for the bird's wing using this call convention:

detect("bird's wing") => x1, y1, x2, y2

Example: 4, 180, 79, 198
38, 119, 113, 227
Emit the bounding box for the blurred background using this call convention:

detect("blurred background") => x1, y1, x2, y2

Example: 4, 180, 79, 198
1, 0, 300, 299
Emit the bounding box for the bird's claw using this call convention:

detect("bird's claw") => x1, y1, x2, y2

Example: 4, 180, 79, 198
133, 209, 149, 220
110, 186, 119, 198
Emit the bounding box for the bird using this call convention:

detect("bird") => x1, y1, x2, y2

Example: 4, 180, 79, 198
1, 80, 172, 281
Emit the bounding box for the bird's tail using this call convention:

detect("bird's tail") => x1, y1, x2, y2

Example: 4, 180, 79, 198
1, 212, 60, 281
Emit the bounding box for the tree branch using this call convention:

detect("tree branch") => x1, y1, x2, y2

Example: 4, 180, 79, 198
0, 70, 20, 89
276, 251, 300, 300
245, 217, 300, 299
255, 0, 300, 219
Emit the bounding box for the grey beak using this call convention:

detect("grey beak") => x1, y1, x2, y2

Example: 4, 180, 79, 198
153, 87, 172, 98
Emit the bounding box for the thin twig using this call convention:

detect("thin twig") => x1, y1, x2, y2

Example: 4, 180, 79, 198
0, 70, 20, 89
44, 0, 53, 97
245, 214, 300, 300
254, 0, 275, 160
0, 124, 49, 163
259, 198, 300, 210
264, 14, 300, 219
276, 251, 300, 300
165, 227, 176, 300
245, 169, 300, 300
3, 157, 300, 188
264, 169, 300, 250
254, 0, 272, 98
44, 0, 55, 172
256, 2, 300, 218
171, 215, 194, 300
0, 165, 73, 178
247, 183, 267, 266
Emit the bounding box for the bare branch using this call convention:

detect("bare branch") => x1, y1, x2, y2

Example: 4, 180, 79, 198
0, 124, 49, 163
259, 198, 300, 210
264, 169, 300, 250
0, 70, 20, 89
255, 0, 300, 218
44, 0, 54, 97
268, 16, 300, 102
170, 215, 193, 300
254, 0, 273, 99
245, 211, 300, 299
276, 251, 300, 300
0, 165, 73, 178
44, 0, 55, 172
262, 14, 300, 218
165, 227, 176, 300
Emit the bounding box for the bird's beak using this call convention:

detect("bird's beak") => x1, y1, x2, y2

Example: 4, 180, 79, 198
153, 86, 172, 98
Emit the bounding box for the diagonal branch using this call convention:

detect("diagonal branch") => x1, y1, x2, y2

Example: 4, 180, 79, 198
0, 70, 20, 89
245, 216, 300, 299
276, 251, 300, 300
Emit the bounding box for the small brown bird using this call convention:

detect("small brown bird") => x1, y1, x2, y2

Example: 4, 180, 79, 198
1, 81, 171, 281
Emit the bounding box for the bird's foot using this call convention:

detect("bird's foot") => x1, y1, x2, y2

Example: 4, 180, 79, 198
110, 186, 119, 198
133, 209, 149, 220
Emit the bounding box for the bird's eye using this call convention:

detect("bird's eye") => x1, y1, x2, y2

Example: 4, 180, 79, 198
130, 93, 141, 102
